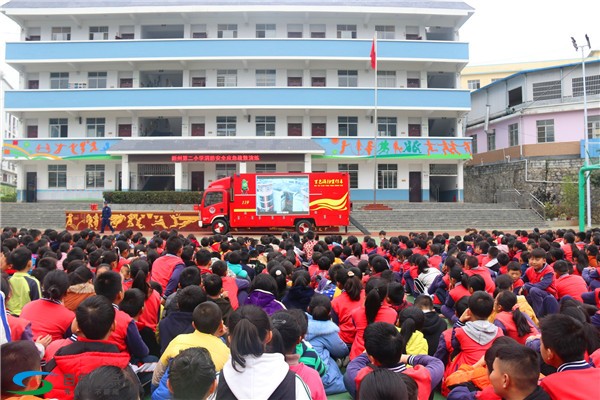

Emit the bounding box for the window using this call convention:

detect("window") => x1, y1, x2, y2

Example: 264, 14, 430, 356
311, 76, 326, 87
256, 70, 276, 86
191, 24, 207, 38
471, 135, 478, 154
288, 123, 302, 136
48, 165, 67, 188
509, 123, 519, 147
378, 117, 397, 136
204, 191, 224, 205
487, 129, 496, 151
508, 87, 523, 107
312, 123, 326, 136
378, 71, 396, 88
537, 119, 555, 143
256, 164, 276, 173
217, 24, 237, 38
407, 73, 421, 88
338, 70, 358, 87
288, 76, 302, 86
89, 26, 109, 40
49, 118, 68, 137
28, 80, 39, 89
51, 27, 71, 41
191, 123, 205, 136
256, 24, 276, 38
338, 117, 358, 136
120, 78, 133, 88
191, 77, 206, 87
378, 164, 397, 189
26, 27, 41, 41
310, 24, 326, 38
375, 25, 395, 39
215, 164, 236, 180
216, 116, 236, 136
27, 125, 38, 138
88, 72, 107, 89
337, 24, 357, 39
217, 70, 237, 87
405, 26, 421, 40
338, 164, 358, 189
86, 118, 105, 137
588, 115, 600, 139
468, 79, 480, 90
287, 24, 302, 38
50, 72, 69, 89
256, 116, 276, 136
85, 165, 105, 188
532, 80, 561, 101
573, 75, 600, 97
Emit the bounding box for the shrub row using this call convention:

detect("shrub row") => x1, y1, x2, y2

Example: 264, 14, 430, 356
103, 191, 202, 204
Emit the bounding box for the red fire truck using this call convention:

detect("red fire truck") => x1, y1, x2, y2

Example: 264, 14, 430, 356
197, 172, 350, 234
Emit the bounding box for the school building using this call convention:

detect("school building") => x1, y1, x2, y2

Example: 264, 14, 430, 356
1, 0, 474, 203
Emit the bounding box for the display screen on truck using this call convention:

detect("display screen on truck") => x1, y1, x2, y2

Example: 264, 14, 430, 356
255, 176, 309, 215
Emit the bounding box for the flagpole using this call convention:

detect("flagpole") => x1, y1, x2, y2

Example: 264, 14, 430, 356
372, 34, 378, 205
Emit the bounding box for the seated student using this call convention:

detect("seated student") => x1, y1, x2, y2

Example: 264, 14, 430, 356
359, 368, 409, 400
271, 311, 327, 400
203, 273, 233, 323
162, 266, 201, 318
492, 290, 539, 345
282, 270, 315, 312
415, 255, 442, 295
244, 273, 286, 316
350, 278, 398, 359
398, 306, 428, 356
489, 344, 550, 400
1, 340, 44, 400
497, 252, 511, 275
388, 281, 412, 313
212, 260, 250, 310
520, 248, 558, 318
539, 314, 600, 400
153, 302, 230, 390
288, 308, 327, 378
44, 296, 134, 400
120, 288, 160, 357
94, 271, 149, 360
6, 247, 41, 316
447, 292, 503, 377
414, 295, 447, 357
442, 267, 472, 324
435, 296, 469, 367
129, 261, 162, 334
505, 261, 525, 293
74, 365, 143, 400
345, 321, 444, 400
20, 269, 75, 342
167, 348, 217, 400
158, 285, 206, 353
331, 268, 365, 347
226, 250, 248, 279
305, 294, 349, 394
490, 274, 538, 325
216, 305, 311, 400
464, 256, 496, 295
63, 265, 95, 312
1, 276, 34, 341
554, 260, 588, 302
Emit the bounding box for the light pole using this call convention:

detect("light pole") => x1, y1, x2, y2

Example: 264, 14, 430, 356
571, 35, 592, 228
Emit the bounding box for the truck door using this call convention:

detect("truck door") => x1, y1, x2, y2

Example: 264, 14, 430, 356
202, 190, 227, 220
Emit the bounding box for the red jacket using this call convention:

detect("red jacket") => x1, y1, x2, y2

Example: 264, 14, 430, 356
137, 289, 162, 331
7, 313, 31, 341
45, 338, 130, 400
350, 304, 398, 359
151, 254, 185, 293
331, 290, 365, 344
107, 307, 133, 354
494, 310, 539, 345
449, 284, 470, 304
356, 363, 433, 400
555, 274, 587, 302
540, 363, 600, 400
525, 265, 557, 298
20, 299, 75, 341
222, 276, 240, 310
465, 268, 496, 295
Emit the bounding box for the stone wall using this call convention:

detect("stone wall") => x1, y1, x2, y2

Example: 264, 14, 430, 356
465, 157, 600, 224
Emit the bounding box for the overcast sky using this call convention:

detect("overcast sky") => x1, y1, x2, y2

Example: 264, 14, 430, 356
1, 0, 599, 84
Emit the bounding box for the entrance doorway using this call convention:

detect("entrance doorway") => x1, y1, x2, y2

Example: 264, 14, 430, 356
191, 171, 205, 192
26, 172, 37, 202
409, 172, 422, 202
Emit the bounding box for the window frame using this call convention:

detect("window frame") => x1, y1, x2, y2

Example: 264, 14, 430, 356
375, 25, 395, 39
216, 70, 237, 87
255, 69, 276, 87
377, 71, 396, 88
378, 117, 397, 137
338, 70, 358, 87
51, 27, 71, 41
49, 118, 68, 138
256, 116, 276, 136
338, 163, 359, 189
215, 164, 236, 180
85, 164, 105, 188
337, 24, 357, 39
86, 118, 106, 137
89, 26, 109, 40
50, 72, 69, 89
256, 23, 276, 38
48, 164, 67, 188
217, 24, 238, 38
377, 164, 398, 189
486, 129, 496, 151
255, 164, 277, 173
536, 119, 555, 143
509, 123, 519, 147
216, 116, 237, 137
87, 72, 107, 89
467, 79, 481, 90
338, 116, 358, 137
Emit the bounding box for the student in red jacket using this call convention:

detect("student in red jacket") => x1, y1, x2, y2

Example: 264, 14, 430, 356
554, 260, 588, 302
20, 270, 75, 342
331, 268, 364, 346
492, 290, 539, 345
464, 256, 496, 295
44, 295, 139, 400
150, 237, 186, 298
539, 314, 600, 400
520, 248, 558, 318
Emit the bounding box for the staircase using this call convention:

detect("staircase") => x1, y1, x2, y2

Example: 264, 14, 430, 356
349, 202, 549, 233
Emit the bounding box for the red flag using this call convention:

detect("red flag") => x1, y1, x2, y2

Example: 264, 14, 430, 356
370, 36, 377, 69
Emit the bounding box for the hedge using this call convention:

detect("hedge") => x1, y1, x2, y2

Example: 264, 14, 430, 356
103, 191, 202, 204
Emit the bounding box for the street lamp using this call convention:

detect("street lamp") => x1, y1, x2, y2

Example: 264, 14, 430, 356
571, 34, 592, 228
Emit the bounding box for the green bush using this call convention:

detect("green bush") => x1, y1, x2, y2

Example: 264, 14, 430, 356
0, 193, 17, 202
103, 191, 202, 204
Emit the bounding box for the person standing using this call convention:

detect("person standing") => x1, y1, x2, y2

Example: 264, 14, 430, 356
101, 201, 115, 233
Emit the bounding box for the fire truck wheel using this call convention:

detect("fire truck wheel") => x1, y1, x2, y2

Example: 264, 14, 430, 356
211, 219, 229, 234
295, 219, 313, 234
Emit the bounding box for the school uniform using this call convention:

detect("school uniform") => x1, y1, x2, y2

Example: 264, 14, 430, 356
540, 360, 600, 400
465, 267, 496, 294
20, 298, 74, 341
523, 265, 558, 318
331, 290, 365, 344
349, 304, 397, 359
493, 310, 539, 345
555, 273, 588, 302
151, 254, 186, 298
441, 283, 470, 324
107, 304, 149, 359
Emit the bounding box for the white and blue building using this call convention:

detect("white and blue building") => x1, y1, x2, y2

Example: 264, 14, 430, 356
1, 0, 473, 203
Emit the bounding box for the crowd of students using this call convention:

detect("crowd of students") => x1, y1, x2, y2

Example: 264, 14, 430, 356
1, 226, 600, 400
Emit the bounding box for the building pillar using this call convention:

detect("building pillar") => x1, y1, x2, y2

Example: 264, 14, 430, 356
304, 153, 312, 172
121, 155, 130, 191
175, 162, 183, 191
457, 161, 464, 202
15, 163, 25, 202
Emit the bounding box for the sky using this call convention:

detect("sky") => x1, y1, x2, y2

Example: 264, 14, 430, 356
0, 0, 599, 84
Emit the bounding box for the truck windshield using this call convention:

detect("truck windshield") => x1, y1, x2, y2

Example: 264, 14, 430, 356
204, 191, 223, 207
